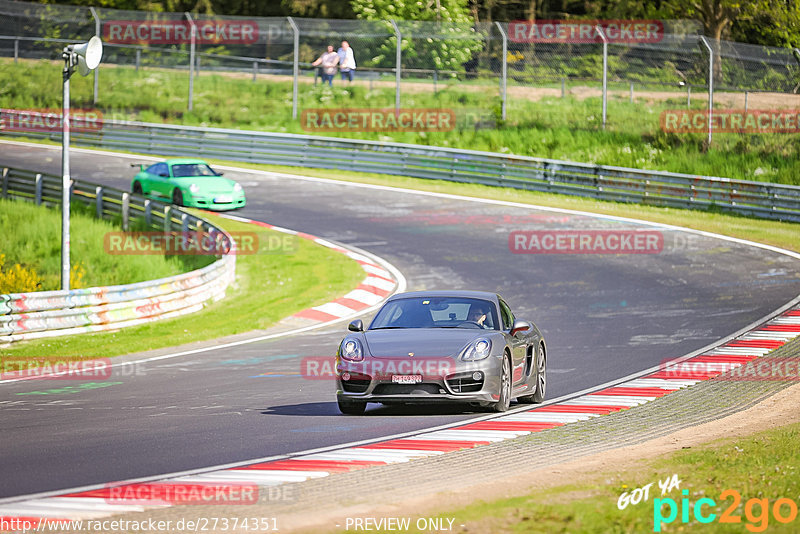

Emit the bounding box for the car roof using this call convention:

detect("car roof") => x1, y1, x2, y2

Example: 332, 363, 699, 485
164, 158, 209, 165
386, 290, 499, 303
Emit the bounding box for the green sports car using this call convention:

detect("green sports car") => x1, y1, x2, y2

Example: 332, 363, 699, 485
131, 158, 246, 210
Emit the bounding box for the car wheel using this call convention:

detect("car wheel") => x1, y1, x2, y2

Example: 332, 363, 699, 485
133, 182, 143, 195
338, 398, 366, 415
491, 355, 511, 412
172, 188, 184, 207
518, 343, 546, 404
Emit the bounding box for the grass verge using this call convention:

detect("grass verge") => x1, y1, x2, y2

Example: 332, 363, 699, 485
0, 197, 210, 291
338, 421, 800, 533
2, 58, 799, 185
0, 210, 366, 360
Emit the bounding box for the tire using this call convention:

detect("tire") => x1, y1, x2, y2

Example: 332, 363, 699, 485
337, 398, 366, 415
132, 182, 143, 195
491, 354, 512, 412
518, 343, 546, 404
172, 188, 184, 207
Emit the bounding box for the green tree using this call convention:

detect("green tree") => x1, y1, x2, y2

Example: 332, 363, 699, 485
351, 0, 483, 73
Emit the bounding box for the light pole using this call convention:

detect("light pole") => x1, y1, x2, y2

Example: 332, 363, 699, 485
61, 36, 102, 291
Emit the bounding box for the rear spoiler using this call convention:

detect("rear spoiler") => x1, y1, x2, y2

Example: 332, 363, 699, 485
130, 163, 147, 171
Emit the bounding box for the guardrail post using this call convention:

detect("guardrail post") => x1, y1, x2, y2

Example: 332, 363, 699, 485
1, 168, 7, 198
595, 25, 608, 129
95, 186, 103, 218
14, 39, 18, 63
164, 206, 171, 232
687, 85, 691, 108
90, 7, 100, 104
744, 90, 748, 113
495, 22, 508, 121
630, 82, 634, 103
252, 61, 257, 82
135, 49, 141, 71
144, 199, 152, 226
185, 12, 196, 112
561, 78, 565, 98
121, 192, 130, 231
34, 174, 42, 205
699, 36, 714, 146
391, 19, 402, 115
286, 17, 299, 120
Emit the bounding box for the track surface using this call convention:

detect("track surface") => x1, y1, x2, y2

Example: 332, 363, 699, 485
1, 142, 800, 499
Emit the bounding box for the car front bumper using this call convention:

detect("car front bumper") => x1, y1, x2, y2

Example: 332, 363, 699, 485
335, 355, 504, 405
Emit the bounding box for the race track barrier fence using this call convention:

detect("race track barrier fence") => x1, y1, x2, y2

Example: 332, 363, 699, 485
0, 166, 236, 343
3, 119, 799, 222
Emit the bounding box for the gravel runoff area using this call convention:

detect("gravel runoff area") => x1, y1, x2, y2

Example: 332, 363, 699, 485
66, 336, 800, 533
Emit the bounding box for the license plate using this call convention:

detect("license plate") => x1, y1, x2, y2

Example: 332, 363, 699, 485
391, 375, 422, 384
214, 195, 233, 203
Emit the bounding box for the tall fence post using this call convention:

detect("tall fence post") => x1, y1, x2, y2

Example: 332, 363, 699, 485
595, 25, 608, 129
699, 36, 714, 146
90, 7, 100, 104
390, 19, 401, 115
287, 17, 299, 120
121, 192, 130, 231
14, 38, 18, 63
95, 186, 103, 218
34, 174, 42, 205
185, 12, 196, 112
494, 22, 508, 121
1, 168, 8, 198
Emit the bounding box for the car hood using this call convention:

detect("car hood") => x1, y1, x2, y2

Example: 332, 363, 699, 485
171, 176, 239, 192
363, 328, 489, 358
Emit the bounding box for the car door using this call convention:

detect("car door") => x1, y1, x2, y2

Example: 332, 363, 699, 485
147, 162, 170, 198
499, 298, 527, 385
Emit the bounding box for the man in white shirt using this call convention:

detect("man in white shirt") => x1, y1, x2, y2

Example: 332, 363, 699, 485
337, 40, 356, 83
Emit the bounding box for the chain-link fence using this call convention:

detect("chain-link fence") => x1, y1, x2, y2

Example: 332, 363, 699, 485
1, 0, 799, 141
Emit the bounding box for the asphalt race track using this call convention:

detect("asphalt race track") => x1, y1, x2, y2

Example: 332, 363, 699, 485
2, 141, 800, 498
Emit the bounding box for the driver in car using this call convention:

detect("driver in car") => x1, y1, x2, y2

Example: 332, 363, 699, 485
467, 304, 491, 328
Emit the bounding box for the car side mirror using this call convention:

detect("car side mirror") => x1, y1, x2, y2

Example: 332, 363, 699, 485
216, 171, 224, 176
348, 319, 364, 332
159, 172, 169, 177
510, 319, 532, 337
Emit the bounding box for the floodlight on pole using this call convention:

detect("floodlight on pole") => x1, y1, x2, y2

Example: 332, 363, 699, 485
61, 36, 102, 291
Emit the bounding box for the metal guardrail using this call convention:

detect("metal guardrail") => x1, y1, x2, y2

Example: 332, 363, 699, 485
3, 119, 799, 222
0, 166, 236, 343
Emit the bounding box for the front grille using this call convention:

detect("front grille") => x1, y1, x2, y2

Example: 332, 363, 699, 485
372, 383, 442, 395
446, 372, 484, 393
341, 371, 370, 393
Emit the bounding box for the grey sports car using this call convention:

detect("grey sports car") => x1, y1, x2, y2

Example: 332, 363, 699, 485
336, 290, 547, 415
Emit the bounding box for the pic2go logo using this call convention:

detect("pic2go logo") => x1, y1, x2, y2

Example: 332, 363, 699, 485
654, 489, 799, 533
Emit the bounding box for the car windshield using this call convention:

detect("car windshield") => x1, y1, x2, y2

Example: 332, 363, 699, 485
370, 297, 498, 330
170, 163, 218, 178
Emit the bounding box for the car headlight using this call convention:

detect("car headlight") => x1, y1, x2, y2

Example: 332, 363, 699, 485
461, 338, 491, 361
341, 338, 364, 362
233, 183, 242, 192
189, 184, 199, 193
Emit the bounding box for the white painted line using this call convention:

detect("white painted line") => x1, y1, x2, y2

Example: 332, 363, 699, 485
342, 289, 384, 306
417, 429, 530, 441
624, 378, 699, 389
565, 396, 654, 406
499, 413, 597, 423
362, 276, 396, 291
312, 302, 358, 318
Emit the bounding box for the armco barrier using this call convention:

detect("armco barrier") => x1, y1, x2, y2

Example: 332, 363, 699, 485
0, 166, 235, 343
3, 118, 799, 222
